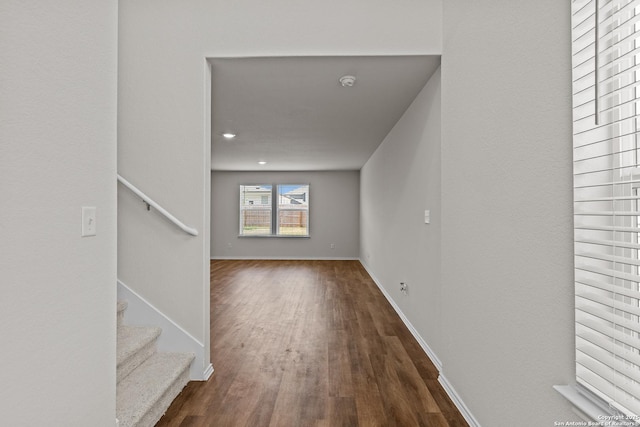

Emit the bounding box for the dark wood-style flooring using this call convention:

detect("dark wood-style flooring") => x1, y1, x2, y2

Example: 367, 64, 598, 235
156, 260, 468, 427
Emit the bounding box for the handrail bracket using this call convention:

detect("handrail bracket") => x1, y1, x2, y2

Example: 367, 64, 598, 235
117, 174, 199, 237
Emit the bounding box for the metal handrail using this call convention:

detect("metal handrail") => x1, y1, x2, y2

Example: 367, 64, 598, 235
117, 174, 199, 236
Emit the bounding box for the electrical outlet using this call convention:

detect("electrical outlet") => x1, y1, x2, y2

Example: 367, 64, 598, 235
400, 282, 408, 295
330, 243, 335, 249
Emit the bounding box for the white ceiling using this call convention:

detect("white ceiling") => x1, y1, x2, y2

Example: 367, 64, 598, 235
211, 55, 440, 171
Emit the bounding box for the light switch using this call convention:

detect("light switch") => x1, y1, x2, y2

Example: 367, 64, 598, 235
424, 209, 430, 224
82, 207, 97, 237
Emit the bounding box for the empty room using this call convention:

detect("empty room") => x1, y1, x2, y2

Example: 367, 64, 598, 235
190, 54, 462, 425
6, 1, 605, 426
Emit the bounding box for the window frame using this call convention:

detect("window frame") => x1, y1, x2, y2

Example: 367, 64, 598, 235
238, 184, 273, 236
238, 183, 310, 238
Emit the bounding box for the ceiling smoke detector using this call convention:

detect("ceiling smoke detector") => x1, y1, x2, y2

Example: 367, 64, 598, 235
339, 75, 356, 87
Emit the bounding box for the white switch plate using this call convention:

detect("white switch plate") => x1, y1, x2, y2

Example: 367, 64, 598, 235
82, 207, 97, 237
424, 209, 430, 224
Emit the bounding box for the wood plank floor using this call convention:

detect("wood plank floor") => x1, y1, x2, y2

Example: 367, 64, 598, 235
156, 260, 468, 427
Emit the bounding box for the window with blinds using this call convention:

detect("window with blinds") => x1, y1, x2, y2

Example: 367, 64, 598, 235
573, 0, 640, 418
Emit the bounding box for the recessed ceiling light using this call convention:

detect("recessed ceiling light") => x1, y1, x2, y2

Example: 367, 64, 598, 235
222, 133, 236, 139
258, 161, 267, 165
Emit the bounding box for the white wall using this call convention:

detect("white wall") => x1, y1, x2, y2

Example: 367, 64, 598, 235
1, 1, 117, 426
360, 68, 442, 358
212, 171, 359, 259
440, 1, 575, 425
117, 0, 442, 369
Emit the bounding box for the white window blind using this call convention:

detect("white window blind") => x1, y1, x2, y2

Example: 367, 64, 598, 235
573, 0, 640, 418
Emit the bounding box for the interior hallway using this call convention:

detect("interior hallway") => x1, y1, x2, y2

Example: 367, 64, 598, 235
157, 260, 468, 426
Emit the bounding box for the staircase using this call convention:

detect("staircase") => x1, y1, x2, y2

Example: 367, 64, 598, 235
116, 300, 194, 427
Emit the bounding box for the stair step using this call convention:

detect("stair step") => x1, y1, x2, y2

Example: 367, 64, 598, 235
117, 300, 128, 327
116, 352, 194, 427
117, 325, 161, 384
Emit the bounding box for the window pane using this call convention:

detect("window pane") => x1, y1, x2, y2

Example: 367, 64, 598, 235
240, 185, 272, 235
277, 185, 309, 236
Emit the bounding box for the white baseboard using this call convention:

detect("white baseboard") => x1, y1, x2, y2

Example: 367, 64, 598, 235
117, 279, 211, 381
359, 259, 480, 427
211, 256, 359, 260
202, 363, 214, 381
359, 260, 442, 371
439, 374, 482, 427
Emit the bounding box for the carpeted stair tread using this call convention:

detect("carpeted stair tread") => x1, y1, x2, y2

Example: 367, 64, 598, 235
116, 352, 194, 427
117, 325, 161, 383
